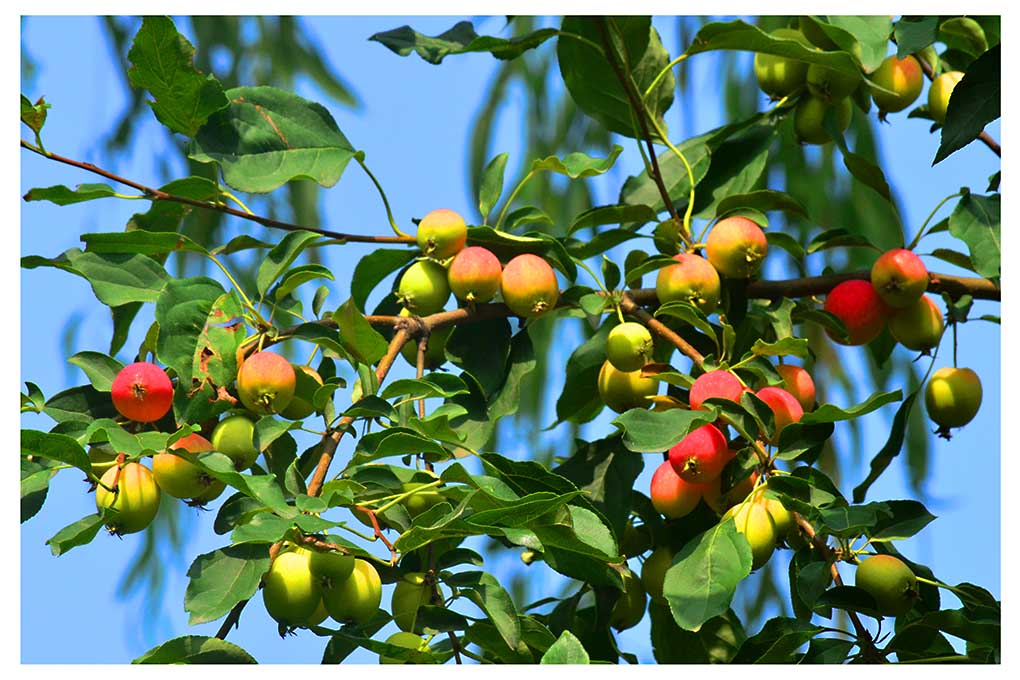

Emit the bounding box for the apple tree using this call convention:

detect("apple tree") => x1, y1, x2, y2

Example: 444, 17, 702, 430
20, 15, 1001, 664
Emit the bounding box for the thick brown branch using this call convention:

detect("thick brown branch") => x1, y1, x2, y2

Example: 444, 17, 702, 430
913, 59, 1000, 158
20, 139, 416, 245
620, 293, 705, 367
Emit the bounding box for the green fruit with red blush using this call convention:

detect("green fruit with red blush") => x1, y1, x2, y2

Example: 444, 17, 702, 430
237, 351, 296, 416
655, 253, 721, 315
500, 254, 559, 318
706, 216, 768, 279
416, 208, 467, 260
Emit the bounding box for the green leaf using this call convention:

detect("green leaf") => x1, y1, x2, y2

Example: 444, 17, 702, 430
21, 457, 57, 523
23, 248, 169, 307
934, 46, 1000, 164
272, 264, 334, 300
184, 544, 270, 625
127, 16, 228, 136
555, 320, 612, 425
613, 408, 717, 452
867, 500, 936, 542
531, 145, 623, 179
684, 19, 861, 77
67, 351, 124, 392
335, 298, 389, 367
732, 617, 822, 663
82, 229, 208, 256
134, 636, 257, 664
256, 230, 322, 296
569, 204, 658, 235
664, 521, 753, 631
949, 192, 1000, 279
800, 389, 901, 424
20, 93, 49, 135
716, 190, 808, 220
370, 21, 557, 64
824, 16, 892, 72
189, 86, 360, 193
540, 630, 590, 664
46, 512, 108, 556
127, 177, 222, 234
505, 206, 554, 230
557, 17, 674, 140
447, 571, 521, 650
478, 152, 508, 222
350, 249, 416, 312
42, 384, 120, 423
381, 374, 470, 401
750, 337, 809, 359
23, 183, 117, 206
939, 17, 989, 56
895, 16, 939, 58
21, 429, 91, 477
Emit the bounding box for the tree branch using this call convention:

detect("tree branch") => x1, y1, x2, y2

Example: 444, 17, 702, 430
20, 139, 417, 245
913, 58, 1001, 158
619, 292, 705, 367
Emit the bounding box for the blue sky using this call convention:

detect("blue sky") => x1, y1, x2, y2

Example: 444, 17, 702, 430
20, 16, 1000, 663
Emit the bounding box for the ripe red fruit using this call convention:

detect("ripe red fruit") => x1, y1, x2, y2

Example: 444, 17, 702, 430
870, 55, 923, 114
416, 208, 467, 260
95, 462, 161, 535
447, 246, 502, 303
689, 370, 744, 410
706, 216, 769, 279
925, 366, 982, 438
775, 364, 816, 412
870, 248, 928, 308
152, 432, 226, 502
650, 460, 706, 519
655, 253, 721, 315
110, 362, 173, 422
755, 386, 804, 442
397, 260, 451, 315
823, 280, 889, 346
889, 294, 944, 352
668, 424, 731, 483
501, 254, 559, 318
237, 351, 296, 415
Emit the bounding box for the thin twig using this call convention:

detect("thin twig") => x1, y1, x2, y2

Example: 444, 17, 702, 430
619, 293, 705, 367
20, 139, 417, 245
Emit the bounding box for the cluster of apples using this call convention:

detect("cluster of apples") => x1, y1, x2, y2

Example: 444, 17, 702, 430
823, 248, 983, 438
754, 26, 965, 145
94, 350, 325, 535
397, 209, 560, 321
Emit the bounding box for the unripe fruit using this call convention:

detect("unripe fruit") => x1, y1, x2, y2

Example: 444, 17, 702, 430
754, 28, 811, 98
669, 424, 731, 484
501, 254, 559, 318
620, 521, 651, 557
650, 460, 705, 519
401, 476, 443, 518
823, 280, 888, 346
606, 322, 654, 372
448, 246, 502, 303
308, 549, 356, 589
641, 547, 674, 602
400, 321, 454, 370
380, 632, 431, 664
925, 367, 982, 437
871, 248, 928, 308
397, 260, 451, 316
110, 362, 173, 423
706, 216, 769, 279
95, 462, 161, 535
597, 360, 658, 413
928, 71, 964, 125
279, 365, 324, 420
211, 415, 259, 470
391, 572, 439, 633
152, 432, 225, 502
655, 253, 721, 315
775, 364, 817, 412
889, 295, 944, 352
723, 497, 777, 570
322, 558, 381, 625
263, 549, 322, 627
854, 554, 919, 617
308, 599, 329, 627
702, 467, 758, 514
237, 351, 296, 416
610, 568, 647, 631
755, 386, 804, 442
416, 208, 467, 260
763, 496, 794, 543
806, 64, 859, 101
794, 95, 852, 145
689, 370, 744, 411
870, 55, 923, 114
